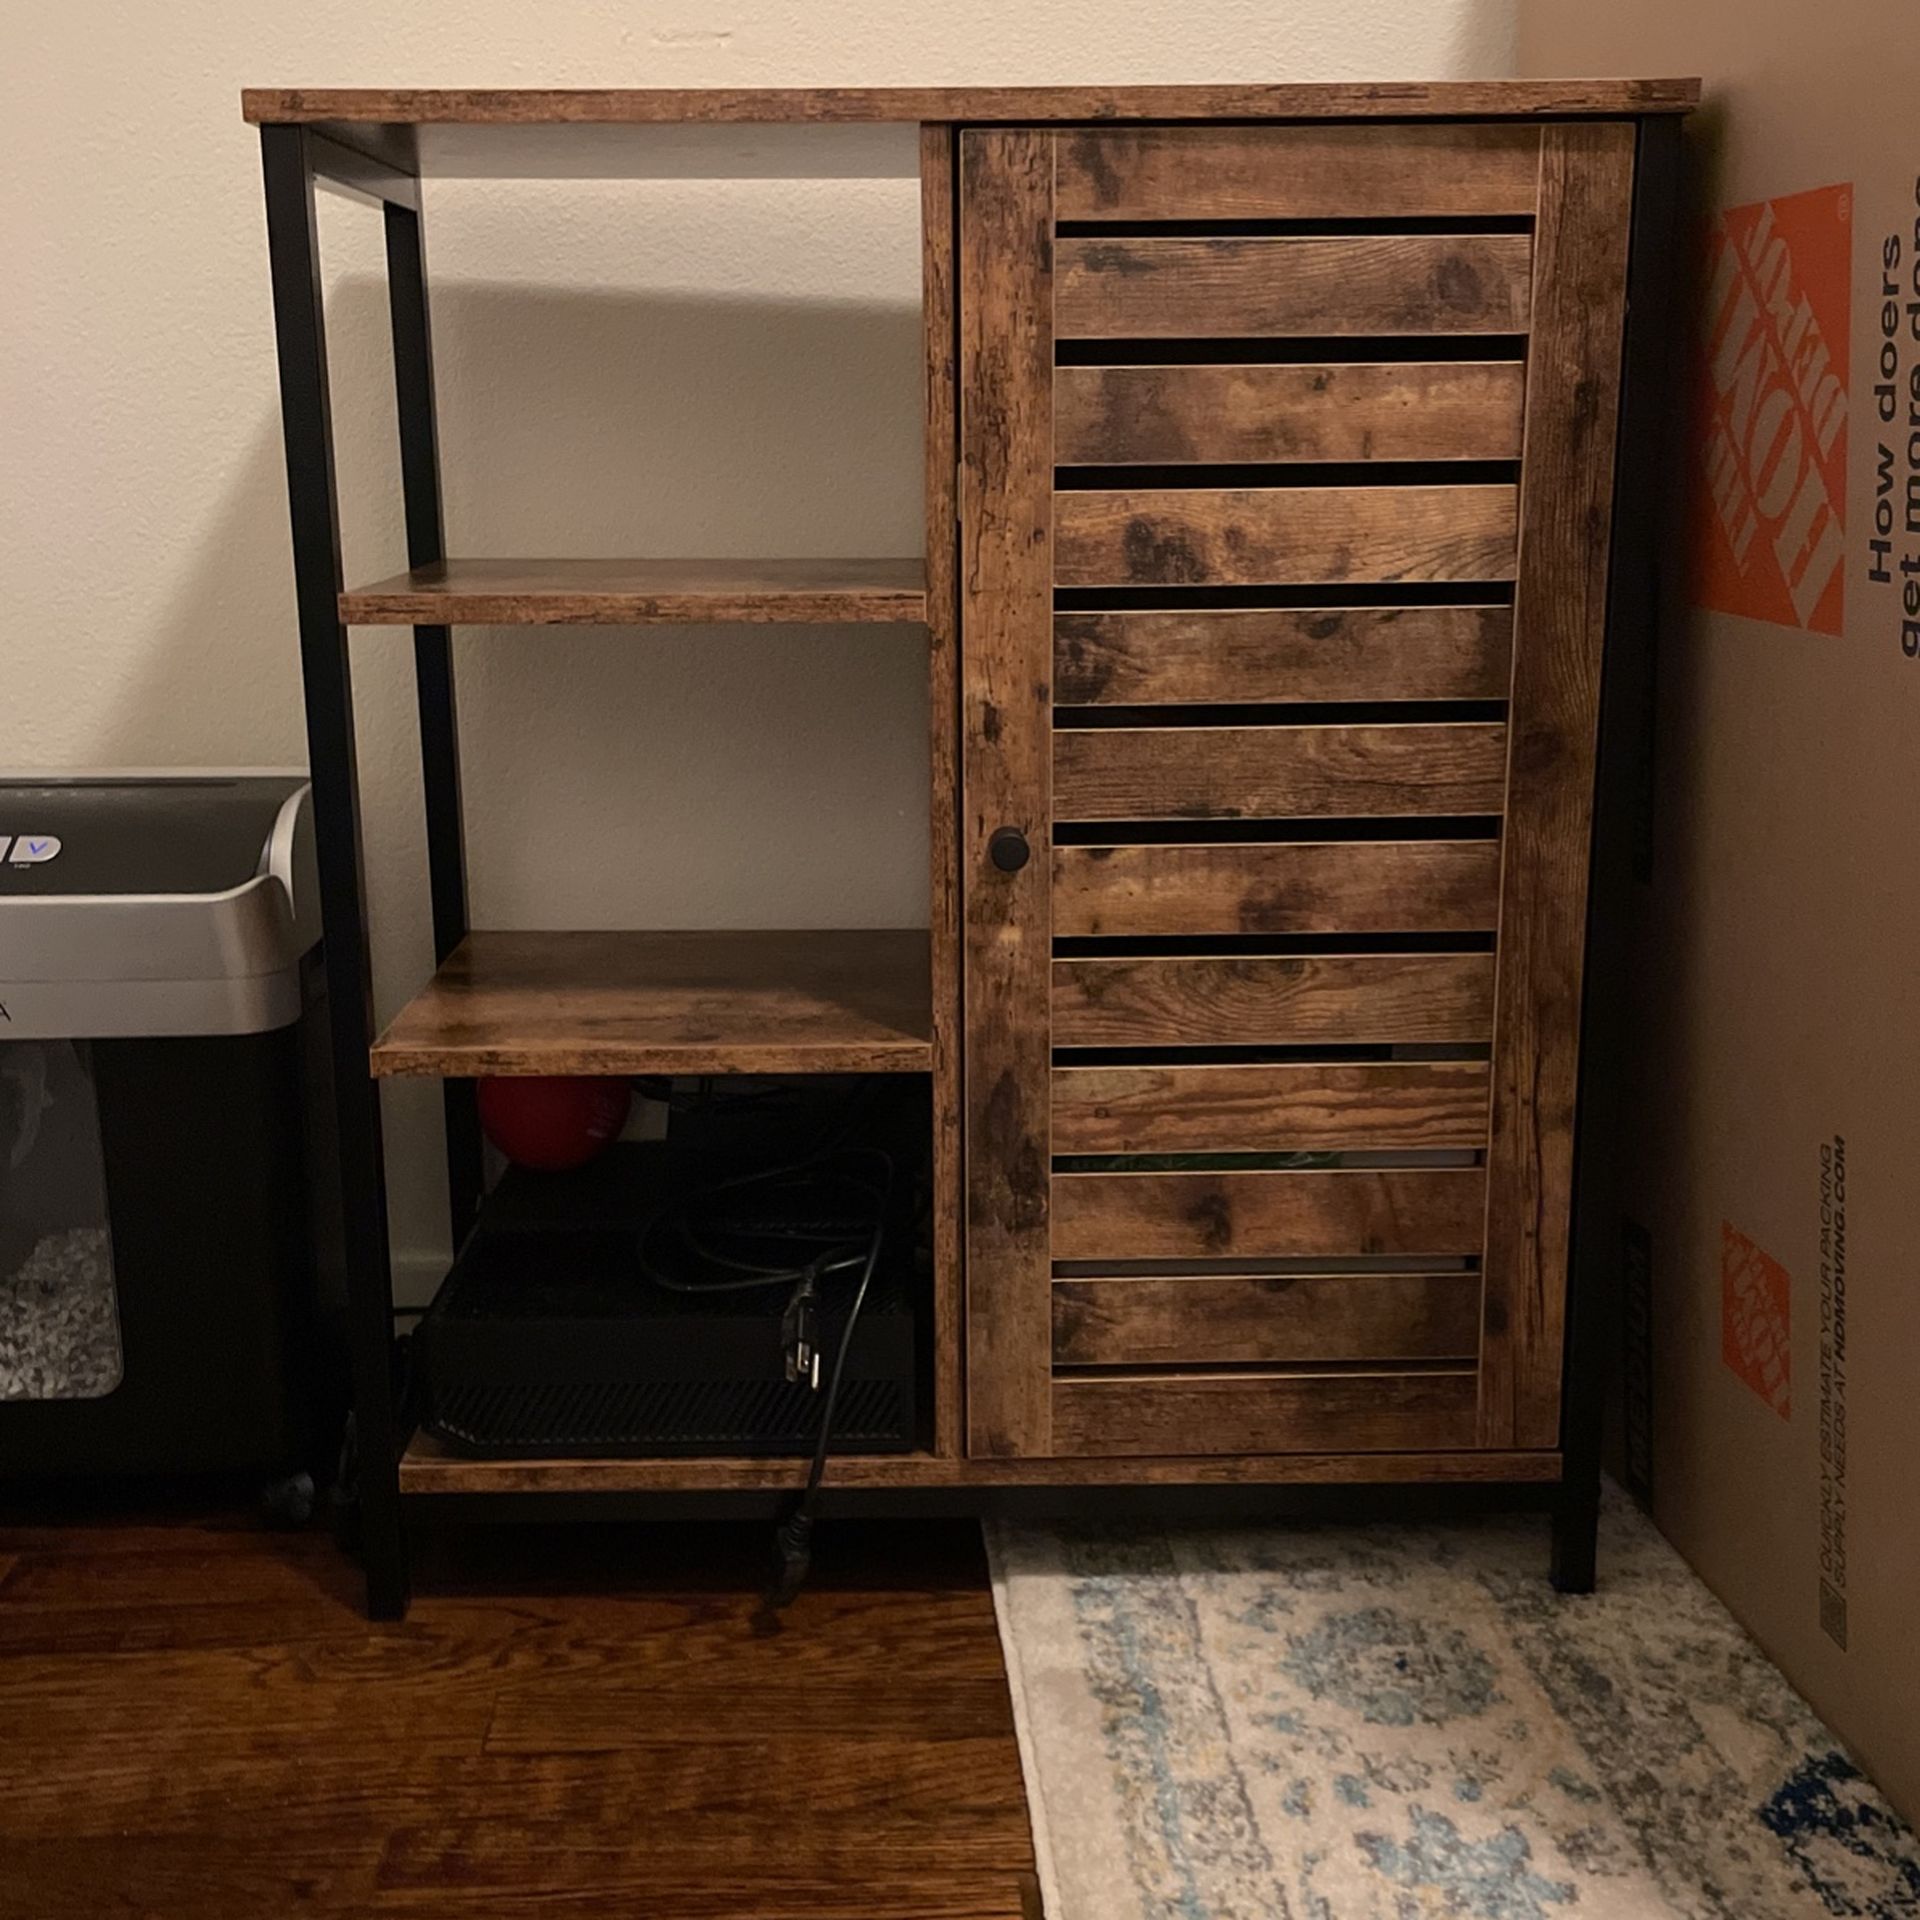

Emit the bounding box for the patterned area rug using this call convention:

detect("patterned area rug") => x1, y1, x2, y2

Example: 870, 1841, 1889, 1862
987, 1490, 1920, 1918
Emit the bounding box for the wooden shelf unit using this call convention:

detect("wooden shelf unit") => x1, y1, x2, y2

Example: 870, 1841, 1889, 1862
370, 929, 934, 1079
341, 556, 928, 627
251, 80, 1694, 1619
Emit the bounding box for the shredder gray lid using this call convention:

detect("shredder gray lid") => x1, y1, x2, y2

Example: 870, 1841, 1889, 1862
0, 772, 320, 1040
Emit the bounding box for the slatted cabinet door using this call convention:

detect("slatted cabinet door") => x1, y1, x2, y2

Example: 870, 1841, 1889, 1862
960, 123, 1637, 1461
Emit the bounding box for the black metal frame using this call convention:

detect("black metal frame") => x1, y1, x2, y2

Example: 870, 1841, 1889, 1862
384, 196, 487, 1249
259, 112, 1685, 1620
1553, 113, 1684, 1591
261, 127, 477, 1616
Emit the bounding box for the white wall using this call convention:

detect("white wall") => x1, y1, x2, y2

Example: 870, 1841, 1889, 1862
4, 0, 1515, 1278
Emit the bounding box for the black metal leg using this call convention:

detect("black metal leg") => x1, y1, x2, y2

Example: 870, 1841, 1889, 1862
1550, 1479, 1601, 1594
1556, 115, 1684, 1596
261, 125, 409, 1619
382, 199, 484, 1249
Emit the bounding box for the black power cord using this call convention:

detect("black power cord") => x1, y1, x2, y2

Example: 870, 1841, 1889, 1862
637, 1131, 893, 1607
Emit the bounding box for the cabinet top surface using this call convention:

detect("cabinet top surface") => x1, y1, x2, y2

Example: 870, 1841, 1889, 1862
243, 78, 1699, 130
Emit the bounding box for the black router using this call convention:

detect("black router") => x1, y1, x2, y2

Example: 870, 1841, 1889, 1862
413, 1141, 919, 1459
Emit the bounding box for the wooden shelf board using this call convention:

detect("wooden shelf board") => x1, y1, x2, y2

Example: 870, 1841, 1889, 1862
371, 929, 933, 1078
400, 1432, 1562, 1494
341, 557, 928, 627
244, 83, 1702, 150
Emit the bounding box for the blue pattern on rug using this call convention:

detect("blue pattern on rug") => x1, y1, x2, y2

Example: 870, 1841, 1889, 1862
991, 1490, 1920, 1919
1357, 1805, 1576, 1918
1761, 1753, 1920, 1916
1072, 1548, 1286, 1918
1272, 1605, 1504, 1728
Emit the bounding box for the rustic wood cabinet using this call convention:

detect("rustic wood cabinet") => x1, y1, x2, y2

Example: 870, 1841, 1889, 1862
247, 79, 1695, 1617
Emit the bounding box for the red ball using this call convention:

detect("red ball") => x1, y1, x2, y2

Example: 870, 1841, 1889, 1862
476, 1076, 631, 1172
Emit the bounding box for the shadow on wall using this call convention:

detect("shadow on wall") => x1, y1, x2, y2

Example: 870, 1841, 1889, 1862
430, 281, 930, 934
107, 274, 929, 936
97, 270, 926, 1272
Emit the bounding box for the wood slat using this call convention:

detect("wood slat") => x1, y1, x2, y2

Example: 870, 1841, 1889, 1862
1053, 722, 1507, 820
1054, 362, 1526, 465
1052, 1272, 1484, 1367
1055, 235, 1533, 338
959, 130, 1056, 1460
1480, 123, 1637, 1452
1051, 1061, 1492, 1154
1051, 840, 1502, 937
1051, 1167, 1488, 1261
1053, 606, 1514, 707
1051, 1370, 1479, 1456
1055, 124, 1542, 221
1052, 953, 1495, 1048
1054, 486, 1517, 588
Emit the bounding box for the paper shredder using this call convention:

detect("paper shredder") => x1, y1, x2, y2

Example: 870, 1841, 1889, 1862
0, 773, 345, 1503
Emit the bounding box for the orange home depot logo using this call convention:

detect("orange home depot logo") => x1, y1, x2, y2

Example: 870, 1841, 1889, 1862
1694, 184, 1851, 635
1722, 1221, 1792, 1419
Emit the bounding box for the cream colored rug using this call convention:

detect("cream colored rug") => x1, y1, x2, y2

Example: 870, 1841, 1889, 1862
987, 1490, 1919, 1918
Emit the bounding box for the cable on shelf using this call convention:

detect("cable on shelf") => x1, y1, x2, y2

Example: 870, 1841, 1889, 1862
636, 1090, 893, 1606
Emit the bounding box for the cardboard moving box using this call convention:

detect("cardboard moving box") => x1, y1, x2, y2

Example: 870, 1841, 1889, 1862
1520, 4, 1920, 1826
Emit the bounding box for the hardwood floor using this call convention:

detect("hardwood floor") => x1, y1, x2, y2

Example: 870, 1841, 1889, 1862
0, 1501, 1038, 1918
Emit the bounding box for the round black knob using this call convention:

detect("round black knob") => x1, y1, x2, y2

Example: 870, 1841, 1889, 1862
989, 827, 1031, 874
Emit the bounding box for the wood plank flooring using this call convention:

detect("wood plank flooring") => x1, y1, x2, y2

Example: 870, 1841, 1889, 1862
0, 1501, 1037, 1918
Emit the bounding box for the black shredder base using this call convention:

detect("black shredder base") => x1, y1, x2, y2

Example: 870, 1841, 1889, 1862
0, 1019, 345, 1481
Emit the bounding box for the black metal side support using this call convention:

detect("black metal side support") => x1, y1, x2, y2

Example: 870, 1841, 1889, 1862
383, 198, 484, 1248
261, 125, 409, 1618
1554, 113, 1684, 1593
